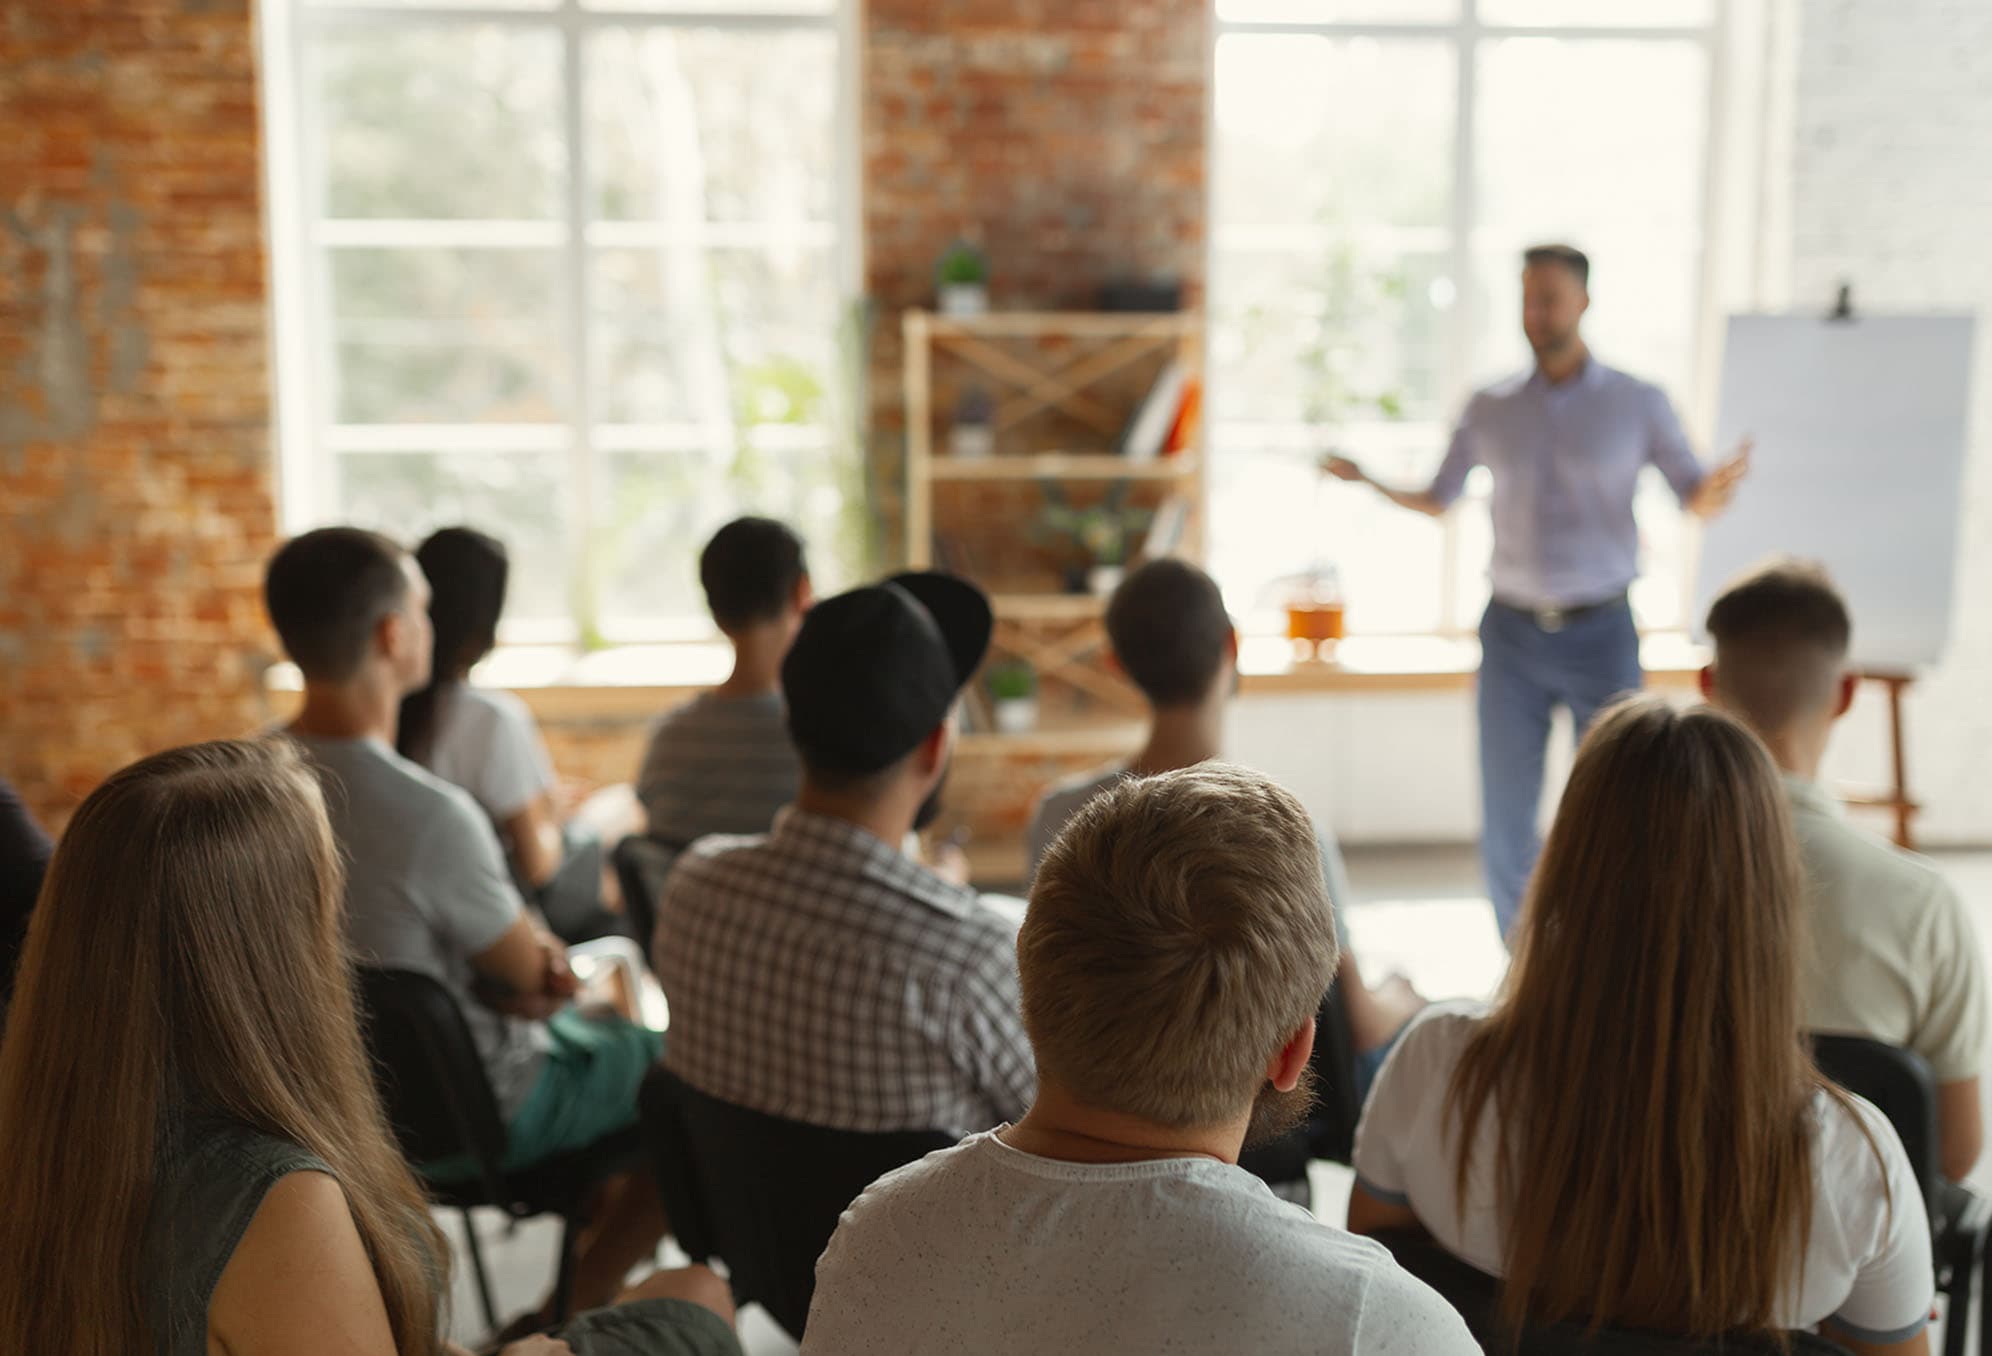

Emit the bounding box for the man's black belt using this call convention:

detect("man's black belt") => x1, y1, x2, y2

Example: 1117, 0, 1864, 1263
1489, 592, 1628, 634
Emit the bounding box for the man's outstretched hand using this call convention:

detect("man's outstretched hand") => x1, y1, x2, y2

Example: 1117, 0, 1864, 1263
1320, 454, 1367, 484
1689, 437, 1753, 518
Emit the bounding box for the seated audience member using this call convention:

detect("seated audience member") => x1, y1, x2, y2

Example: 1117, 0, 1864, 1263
637, 517, 810, 848
1350, 697, 1933, 1355
1704, 559, 1987, 1182
0, 775, 52, 1011
654, 571, 1034, 1135
266, 527, 667, 1324
1027, 558, 1423, 1087
804, 763, 1478, 1355
397, 526, 620, 944
0, 737, 739, 1356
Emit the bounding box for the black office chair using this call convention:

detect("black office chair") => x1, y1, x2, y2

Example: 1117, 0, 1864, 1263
610, 833, 685, 964
1373, 1229, 1854, 1355
355, 966, 644, 1334
1812, 1032, 1992, 1356
1237, 977, 1365, 1205
639, 1064, 954, 1340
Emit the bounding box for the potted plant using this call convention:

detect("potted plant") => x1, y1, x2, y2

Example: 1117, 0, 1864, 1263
936, 241, 990, 316
949, 386, 996, 459
1035, 484, 1153, 596
987, 660, 1039, 734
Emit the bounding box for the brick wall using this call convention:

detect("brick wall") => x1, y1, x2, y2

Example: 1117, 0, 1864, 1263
862, 0, 1210, 537
1789, 0, 1992, 844
0, 1, 277, 830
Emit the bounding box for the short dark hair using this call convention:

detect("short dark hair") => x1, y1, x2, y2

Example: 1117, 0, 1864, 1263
699, 517, 808, 632
1704, 558, 1852, 733
1523, 243, 1590, 289
1105, 559, 1232, 707
265, 527, 410, 682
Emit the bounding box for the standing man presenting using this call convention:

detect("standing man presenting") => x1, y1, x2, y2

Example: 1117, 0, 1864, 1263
1327, 245, 1748, 942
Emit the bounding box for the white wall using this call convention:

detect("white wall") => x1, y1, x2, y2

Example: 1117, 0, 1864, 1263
1782, 0, 1992, 845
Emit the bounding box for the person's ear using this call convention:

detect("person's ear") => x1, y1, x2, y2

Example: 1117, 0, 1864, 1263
794, 573, 814, 614
1698, 664, 1716, 701
916, 719, 950, 778
1833, 670, 1858, 720
1226, 626, 1240, 663
1103, 648, 1124, 679
376, 609, 406, 664
1266, 1017, 1316, 1093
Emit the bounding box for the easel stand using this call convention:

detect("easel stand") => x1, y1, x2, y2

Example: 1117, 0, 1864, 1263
1843, 670, 1919, 849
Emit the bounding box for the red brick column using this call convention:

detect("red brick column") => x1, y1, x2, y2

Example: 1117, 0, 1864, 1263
0, 1, 277, 829
862, 0, 1211, 554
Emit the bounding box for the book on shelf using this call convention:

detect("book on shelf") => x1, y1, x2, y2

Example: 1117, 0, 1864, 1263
1163, 375, 1201, 456
1117, 360, 1189, 462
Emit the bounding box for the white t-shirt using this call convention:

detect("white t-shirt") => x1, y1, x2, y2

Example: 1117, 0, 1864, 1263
424, 684, 556, 821
1352, 1003, 1934, 1344
803, 1130, 1480, 1356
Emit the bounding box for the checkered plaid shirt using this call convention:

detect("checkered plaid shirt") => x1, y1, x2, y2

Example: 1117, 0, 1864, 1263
654, 807, 1037, 1136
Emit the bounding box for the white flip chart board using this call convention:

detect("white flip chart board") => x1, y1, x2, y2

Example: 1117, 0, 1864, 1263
1692, 313, 1977, 671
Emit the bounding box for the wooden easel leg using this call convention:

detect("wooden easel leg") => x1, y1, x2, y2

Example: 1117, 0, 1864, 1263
1888, 676, 1914, 851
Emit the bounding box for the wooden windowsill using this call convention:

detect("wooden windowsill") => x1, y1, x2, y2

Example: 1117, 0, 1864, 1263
262, 631, 1709, 724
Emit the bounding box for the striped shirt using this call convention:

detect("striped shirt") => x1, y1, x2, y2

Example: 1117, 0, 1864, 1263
654, 807, 1037, 1136
636, 690, 801, 847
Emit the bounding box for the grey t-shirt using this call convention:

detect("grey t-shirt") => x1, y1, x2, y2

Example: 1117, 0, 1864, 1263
290, 733, 549, 1114
804, 1131, 1480, 1355
1028, 763, 1353, 946
636, 690, 800, 845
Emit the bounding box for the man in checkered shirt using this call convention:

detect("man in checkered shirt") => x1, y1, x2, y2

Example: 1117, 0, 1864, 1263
652, 571, 1036, 1136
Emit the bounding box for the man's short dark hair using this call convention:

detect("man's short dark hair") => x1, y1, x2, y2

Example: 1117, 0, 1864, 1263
1704, 558, 1852, 733
1105, 559, 1232, 707
700, 517, 808, 632
265, 527, 410, 682
1523, 243, 1590, 290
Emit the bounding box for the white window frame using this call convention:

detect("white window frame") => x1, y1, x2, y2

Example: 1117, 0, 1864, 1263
259, 0, 862, 645
1206, 0, 1736, 638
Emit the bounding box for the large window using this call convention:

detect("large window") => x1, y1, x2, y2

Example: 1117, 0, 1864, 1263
265, 0, 857, 643
1209, 0, 1718, 637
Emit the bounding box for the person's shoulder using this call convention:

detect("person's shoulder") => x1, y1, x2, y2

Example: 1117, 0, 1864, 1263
1801, 804, 1955, 911
454, 683, 535, 733
1397, 998, 1488, 1053
1031, 763, 1127, 831
1473, 371, 1533, 405
831, 1136, 981, 1239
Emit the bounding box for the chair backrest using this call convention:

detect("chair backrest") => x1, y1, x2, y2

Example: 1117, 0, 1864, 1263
611, 833, 684, 963
355, 966, 510, 1187
639, 1065, 954, 1341
1373, 1230, 1852, 1355
1809, 1032, 1941, 1217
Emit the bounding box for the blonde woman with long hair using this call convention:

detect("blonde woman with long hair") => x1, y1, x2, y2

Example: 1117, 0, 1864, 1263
1348, 697, 1933, 1354
0, 739, 737, 1356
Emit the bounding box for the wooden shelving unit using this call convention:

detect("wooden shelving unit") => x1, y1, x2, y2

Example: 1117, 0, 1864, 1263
903, 309, 1208, 883
902, 309, 1206, 573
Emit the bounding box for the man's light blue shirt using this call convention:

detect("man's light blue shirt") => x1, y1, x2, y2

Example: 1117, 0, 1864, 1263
1429, 357, 1707, 610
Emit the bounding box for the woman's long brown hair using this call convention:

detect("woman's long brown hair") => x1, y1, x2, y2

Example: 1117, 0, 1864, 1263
0, 738, 448, 1353
1448, 696, 1881, 1339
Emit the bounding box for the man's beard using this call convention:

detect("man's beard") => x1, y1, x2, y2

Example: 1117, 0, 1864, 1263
1243, 1065, 1319, 1150
912, 758, 952, 832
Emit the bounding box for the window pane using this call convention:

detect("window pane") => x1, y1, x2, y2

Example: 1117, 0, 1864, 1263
337, 451, 571, 624
1471, 39, 1706, 393
316, 26, 564, 219
588, 27, 836, 225
591, 246, 836, 427
328, 247, 564, 424
1218, 0, 1458, 21
1215, 36, 1453, 230
594, 447, 854, 637
1480, 0, 1712, 26
1211, 246, 1451, 427
1211, 34, 1455, 625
